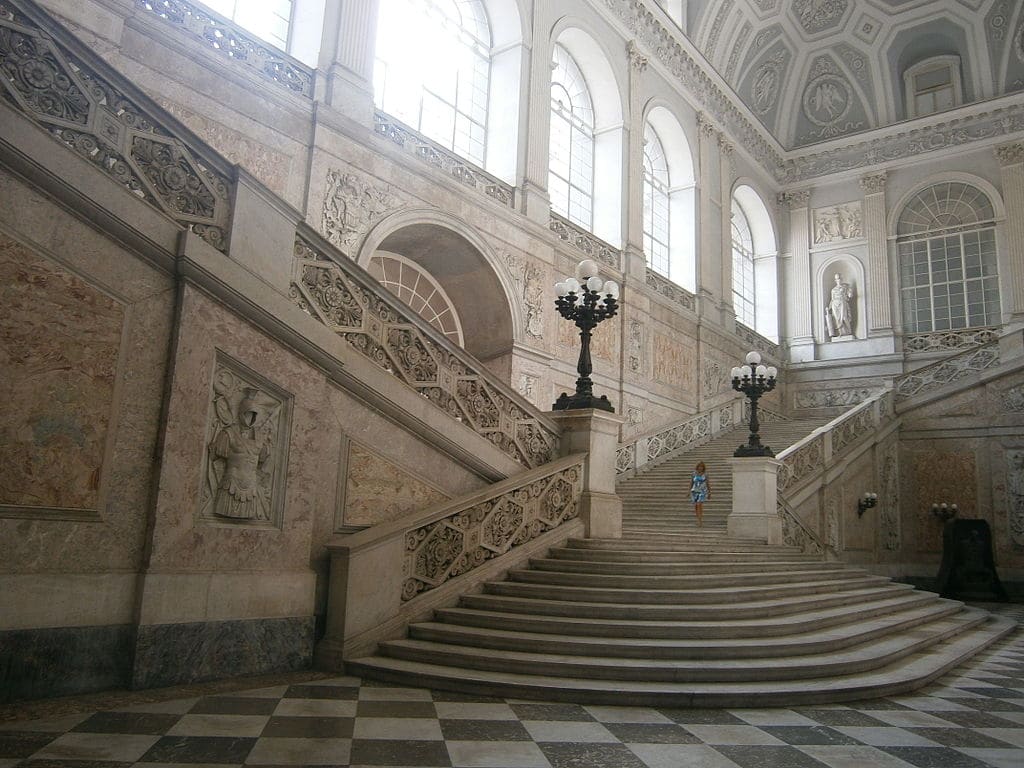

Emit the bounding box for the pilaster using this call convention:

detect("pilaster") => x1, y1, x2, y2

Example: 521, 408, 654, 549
624, 41, 648, 271
859, 172, 891, 334
996, 142, 1024, 321
696, 112, 724, 320
519, 7, 554, 225
719, 134, 735, 322
316, 0, 380, 125
778, 189, 813, 360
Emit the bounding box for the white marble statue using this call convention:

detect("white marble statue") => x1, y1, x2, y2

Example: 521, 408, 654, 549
825, 273, 854, 339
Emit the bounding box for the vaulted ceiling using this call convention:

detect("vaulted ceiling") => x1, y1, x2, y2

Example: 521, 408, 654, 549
684, 0, 1024, 150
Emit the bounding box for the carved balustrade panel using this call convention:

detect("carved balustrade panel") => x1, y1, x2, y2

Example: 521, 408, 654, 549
291, 238, 559, 468
744, 402, 788, 423
645, 269, 696, 311
0, 1, 232, 250
735, 322, 780, 360
903, 327, 999, 355
778, 499, 825, 556
374, 112, 514, 208
830, 405, 874, 457
134, 0, 314, 97
402, 461, 583, 600
894, 342, 1001, 402
615, 443, 635, 474
549, 214, 621, 270
778, 435, 824, 493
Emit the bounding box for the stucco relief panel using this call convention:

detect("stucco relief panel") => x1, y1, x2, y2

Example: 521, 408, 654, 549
321, 167, 402, 256
342, 441, 450, 528
813, 201, 863, 244
1006, 450, 1024, 548
653, 332, 695, 389
701, 349, 731, 400
0, 236, 124, 516
504, 253, 547, 341
558, 314, 616, 362
911, 450, 977, 554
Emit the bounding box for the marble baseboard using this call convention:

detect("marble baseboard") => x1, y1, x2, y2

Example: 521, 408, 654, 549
132, 616, 314, 689
0, 624, 134, 703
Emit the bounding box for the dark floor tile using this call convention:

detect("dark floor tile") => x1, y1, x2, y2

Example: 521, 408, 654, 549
508, 703, 594, 722
355, 701, 437, 719
348, 738, 450, 766
758, 725, 862, 746
428, 690, 504, 703
938, 697, 1024, 712
928, 710, 1021, 728
904, 727, 1017, 748
956, 686, 1024, 698
260, 716, 354, 738
539, 742, 648, 768
658, 708, 746, 725
19, 761, 132, 768
438, 719, 531, 741
713, 745, 830, 768
283, 685, 359, 701
792, 709, 889, 727
848, 699, 913, 710
879, 746, 994, 767
0, 731, 61, 759
189, 697, 279, 716
139, 735, 256, 763
602, 722, 701, 744
71, 711, 182, 735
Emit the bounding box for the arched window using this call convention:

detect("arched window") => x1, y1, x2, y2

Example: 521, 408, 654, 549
367, 252, 465, 345
549, 43, 595, 229
897, 182, 1000, 333
374, 0, 491, 167
643, 123, 671, 276
731, 202, 756, 328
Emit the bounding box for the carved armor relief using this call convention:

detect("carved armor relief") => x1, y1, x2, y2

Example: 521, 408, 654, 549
199, 354, 293, 528
321, 168, 400, 255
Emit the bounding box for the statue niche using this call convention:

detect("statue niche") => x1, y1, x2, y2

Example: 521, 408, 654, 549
824, 272, 855, 341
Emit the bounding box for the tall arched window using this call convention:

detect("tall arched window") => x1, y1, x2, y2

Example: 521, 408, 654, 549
643, 123, 671, 277
374, 0, 491, 166
897, 182, 1000, 333
549, 44, 595, 228
731, 202, 756, 328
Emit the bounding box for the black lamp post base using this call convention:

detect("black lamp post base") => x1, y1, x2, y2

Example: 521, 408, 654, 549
734, 443, 775, 458
552, 392, 616, 412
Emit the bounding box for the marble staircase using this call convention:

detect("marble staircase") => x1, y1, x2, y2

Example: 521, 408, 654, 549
346, 421, 1016, 707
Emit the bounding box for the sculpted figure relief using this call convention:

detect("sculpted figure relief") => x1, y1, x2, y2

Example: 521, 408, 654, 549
825, 273, 854, 339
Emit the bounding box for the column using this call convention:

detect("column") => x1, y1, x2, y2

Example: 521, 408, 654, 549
316, 0, 380, 125
996, 142, 1024, 323
696, 112, 723, 317
860, 172, 892, 335
778, 190, 813, 361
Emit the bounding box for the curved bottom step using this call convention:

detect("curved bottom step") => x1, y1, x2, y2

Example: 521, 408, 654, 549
346, 615, 1016, 708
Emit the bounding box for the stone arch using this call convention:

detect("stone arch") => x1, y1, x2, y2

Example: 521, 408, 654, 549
358, 208, 519, 380
887, 173, 1006, 237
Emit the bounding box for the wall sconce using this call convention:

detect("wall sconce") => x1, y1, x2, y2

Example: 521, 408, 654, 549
857, 493, 878, 517
931, 502, 959, 522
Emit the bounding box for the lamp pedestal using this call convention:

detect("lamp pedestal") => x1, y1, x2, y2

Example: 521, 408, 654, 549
727, 457, 783, 546
550, 409, 624, 539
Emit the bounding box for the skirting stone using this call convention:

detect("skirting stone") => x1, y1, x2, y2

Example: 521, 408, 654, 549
0, 624, 134, 703
132, 616, 314, 689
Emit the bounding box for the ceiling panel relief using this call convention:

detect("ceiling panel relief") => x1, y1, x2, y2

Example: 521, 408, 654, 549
789, 0, 852, 38
739, 40, 793, 136
791, 55, 874, 147
1001, 5, 1024, 92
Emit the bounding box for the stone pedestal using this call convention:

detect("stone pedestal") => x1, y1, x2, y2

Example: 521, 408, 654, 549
550, 409, 625, 538
728, 457, 783, 545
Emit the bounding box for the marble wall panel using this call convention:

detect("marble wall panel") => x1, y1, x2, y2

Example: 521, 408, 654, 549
653, 332, 696, 389
909, 449, 978, 555
341, 440, 450, 528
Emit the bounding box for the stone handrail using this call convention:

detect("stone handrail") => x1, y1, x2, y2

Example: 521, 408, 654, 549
777, 495, 825, 557
133, 0, 315, 97
1, 0, 235, 251
903, 326, 999, 355
374, 111, 514, 208
291, 228, 561, 470
549, 213, 621, 271
320, 454, 585, 660
645, 269, 696, 311
894, 340, 1001, 402
777, 389, 893, 495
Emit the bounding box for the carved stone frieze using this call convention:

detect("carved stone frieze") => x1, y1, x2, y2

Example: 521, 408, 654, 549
879, 438, 900, 551
701, 354, 728, 398
504, 254, 545, 341
831, 406, 873, 456
402, 461, 582, 600
903, 327, 999, 355
813, 201, 862, 244
794, 387, 874, 410
200, 354, 292, 527
894, 342, 1001, 401
0, 5, 232, 249
321, 168, 399, 255
1008, 451, 1024, 547
627, 319, 643, 374
653, 332, 695, 388
778, 435, 824, 493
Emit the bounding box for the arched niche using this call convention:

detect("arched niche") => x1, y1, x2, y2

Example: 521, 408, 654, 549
816, 255, 866, 343
357, 210, 518, 382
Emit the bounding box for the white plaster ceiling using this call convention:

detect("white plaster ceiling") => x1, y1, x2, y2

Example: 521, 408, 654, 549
684, 0, 1024, 150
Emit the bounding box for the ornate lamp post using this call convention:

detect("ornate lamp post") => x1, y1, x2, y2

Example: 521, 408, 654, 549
730, 351, 778, 457
553, 259, 620, 412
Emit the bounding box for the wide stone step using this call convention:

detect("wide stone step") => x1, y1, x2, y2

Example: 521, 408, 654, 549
547, 548, 819, 563
527, 557, 846, 576
435, 590, 940, 639
375, 609, 991, 682
409, 600, 964, 659
506, 566, 862, 590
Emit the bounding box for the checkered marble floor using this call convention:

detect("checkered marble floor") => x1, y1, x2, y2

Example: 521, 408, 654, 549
3, 608, 1024, 768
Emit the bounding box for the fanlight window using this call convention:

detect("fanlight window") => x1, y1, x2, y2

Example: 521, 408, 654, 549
642, 123, 671, 277
374, 0, 491, 166
549, 44, 595, 229
897, 182, 1000, 333
367, 253, 465, 346
731, 203, 756, 328
202, 0, 293, 51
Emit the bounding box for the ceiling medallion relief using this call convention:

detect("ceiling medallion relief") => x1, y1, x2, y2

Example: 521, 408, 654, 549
791, 0, 849, 36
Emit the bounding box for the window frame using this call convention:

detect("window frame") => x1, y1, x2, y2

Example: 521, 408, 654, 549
548, 43, 596, 230
731, 203, 756, 329
642, 122, 671, 278
903, 54, 962, 119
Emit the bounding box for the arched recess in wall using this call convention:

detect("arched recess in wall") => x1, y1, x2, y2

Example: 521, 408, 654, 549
731, 183, 778, 341
357, 209, 519, 381
888, 174, 1007, 335
643, 102, 696, 292
815, 256, 866, 343
549, 20, 625, 246
372, 0, 524, 183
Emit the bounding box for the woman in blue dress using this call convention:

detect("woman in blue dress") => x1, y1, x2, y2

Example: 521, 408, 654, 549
690, 462, 711, 527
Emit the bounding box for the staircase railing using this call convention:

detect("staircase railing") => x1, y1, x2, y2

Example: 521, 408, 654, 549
319, 453, 586, 660
778, 496, 826, 557
893, 339, 1001, 403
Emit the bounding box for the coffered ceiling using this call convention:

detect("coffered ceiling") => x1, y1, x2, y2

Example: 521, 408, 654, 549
683, 0, 1024, 150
